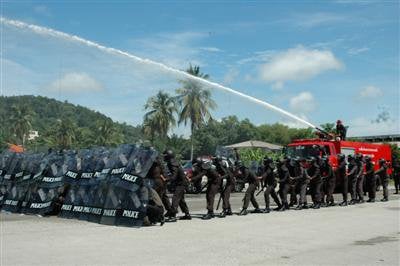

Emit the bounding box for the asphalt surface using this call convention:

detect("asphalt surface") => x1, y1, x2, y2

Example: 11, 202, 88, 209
1, 190, 399, 266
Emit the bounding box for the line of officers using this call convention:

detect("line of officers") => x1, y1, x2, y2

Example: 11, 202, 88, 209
146, 150, 391, 223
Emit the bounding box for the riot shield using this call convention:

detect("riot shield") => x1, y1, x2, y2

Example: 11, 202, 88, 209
24, 151, 67, 215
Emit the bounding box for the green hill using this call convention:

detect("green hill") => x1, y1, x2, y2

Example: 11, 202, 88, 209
0, 95, 143, 150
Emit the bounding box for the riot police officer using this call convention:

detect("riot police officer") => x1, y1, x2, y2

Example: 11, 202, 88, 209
347, 155, 359, 205
213, 156, 235, 217
306, 156, 322, 209
355, 154, 365, 203
237, 161, 262, 215
146, 156, 172, 217
393, 157, 400, 194
277, 158, 290, 211
337, 154, 348, 206
321, 156, 335, 206
163, 150, 191, 221
364, 156, 376, 202
375, 159, 389, 201
191, 159, 221, 220
261, 156, 281, 213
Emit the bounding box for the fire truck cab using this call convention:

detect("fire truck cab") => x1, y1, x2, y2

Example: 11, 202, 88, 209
285, 138, 392, 173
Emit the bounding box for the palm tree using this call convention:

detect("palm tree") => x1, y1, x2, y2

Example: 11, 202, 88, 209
56, 118, 76, 149
143, 90, 177, 140
9, 104, 33, 146
94, 119, 122, 146
176, 64, 217, 160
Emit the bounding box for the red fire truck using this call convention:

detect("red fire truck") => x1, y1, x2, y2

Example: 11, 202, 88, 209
285, 138, 392, 173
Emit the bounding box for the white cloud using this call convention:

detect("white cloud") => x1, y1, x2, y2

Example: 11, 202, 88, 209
359, 85, 383, 98
348, 117, 399, 136
33, 5, 52, 17
129, 31, 212, 69
46, 72, 103, 93
294, 13, 347, 28
289, 91, 317, 114
348, 47, 370, 55
258, 46, 343, 85
223, 68, 239, 84
200, 47, 222, 52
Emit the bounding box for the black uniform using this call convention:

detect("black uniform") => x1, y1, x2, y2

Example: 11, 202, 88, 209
337, 157, 348, 205
239, 166, 261, 214
355, 158, 365, 202
215, 160, 235, 215
375, 161, 389, 201
277, 160, 290, 210
336, 123, 346, 140
289, 161, 308, 210
287, 162, 298, 207
321, 161, 335, 206
261, 162, 281, 212
165, 158, 190, 219
347, 159, 359, 204
147, 160, 172, 215
393, 158, 400, 194
191, 164, 221, 218
306, 161, 322, 208
365, 159, 376, 201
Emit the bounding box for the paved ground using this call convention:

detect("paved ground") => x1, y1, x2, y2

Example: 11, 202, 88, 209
1, 190, 399, 266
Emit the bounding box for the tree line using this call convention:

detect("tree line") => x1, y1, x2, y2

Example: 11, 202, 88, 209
2, 65, 366, 160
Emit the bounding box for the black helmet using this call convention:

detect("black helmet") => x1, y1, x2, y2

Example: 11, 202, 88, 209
307, 156, 316, 163
355, 154, 363, 160
162, 149, 175, 160
201, 161, 212, 170
235, 160, 243, 168
337, 154, 345, 160
192, 157, 202, 166
347, 154, 354, 161
365, 156, 371, 162
322, 156, 330, 163
379, 158, 386, 165
263, 156, 272, 165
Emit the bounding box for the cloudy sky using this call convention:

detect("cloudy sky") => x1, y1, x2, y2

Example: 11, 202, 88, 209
1, 0, 399, 136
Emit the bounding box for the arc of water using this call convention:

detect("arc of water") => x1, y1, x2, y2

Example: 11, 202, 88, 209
1, 17, 317, 129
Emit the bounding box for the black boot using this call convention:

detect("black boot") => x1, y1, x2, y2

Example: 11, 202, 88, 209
238, 209, 248, 216
263, 208, 271, 213
252, 208, 263, 213
313, 203, 320, 209
339, 201, 348, 206
226, 208, 233, 216
180, 214, 192, 220
273, 204, 282, 211
202, 212, 214, 220
295, 204, 303, 210
219, 210, 226, 218
367, 198, 375, 203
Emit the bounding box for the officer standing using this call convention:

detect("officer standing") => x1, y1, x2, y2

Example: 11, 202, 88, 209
261, 156, 282, 213
336, 120, 347, 140
277, 158, 290, 211
147, 156, 172, 217
364, 156, 376, 202
237, 161, 262, 215
321, 156, 335, 206
306, 157, 322, 209
213, 156, 235, 217
337, 154, 348, 206
375, 159, 389, 201
393, 157, 400, 194
293, 159, 309, 210
287, 158, 299, 207
163, 150, 191, 221
355, 154, 365, 203
347, 155, 359, 205
191, 159, 221, 220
